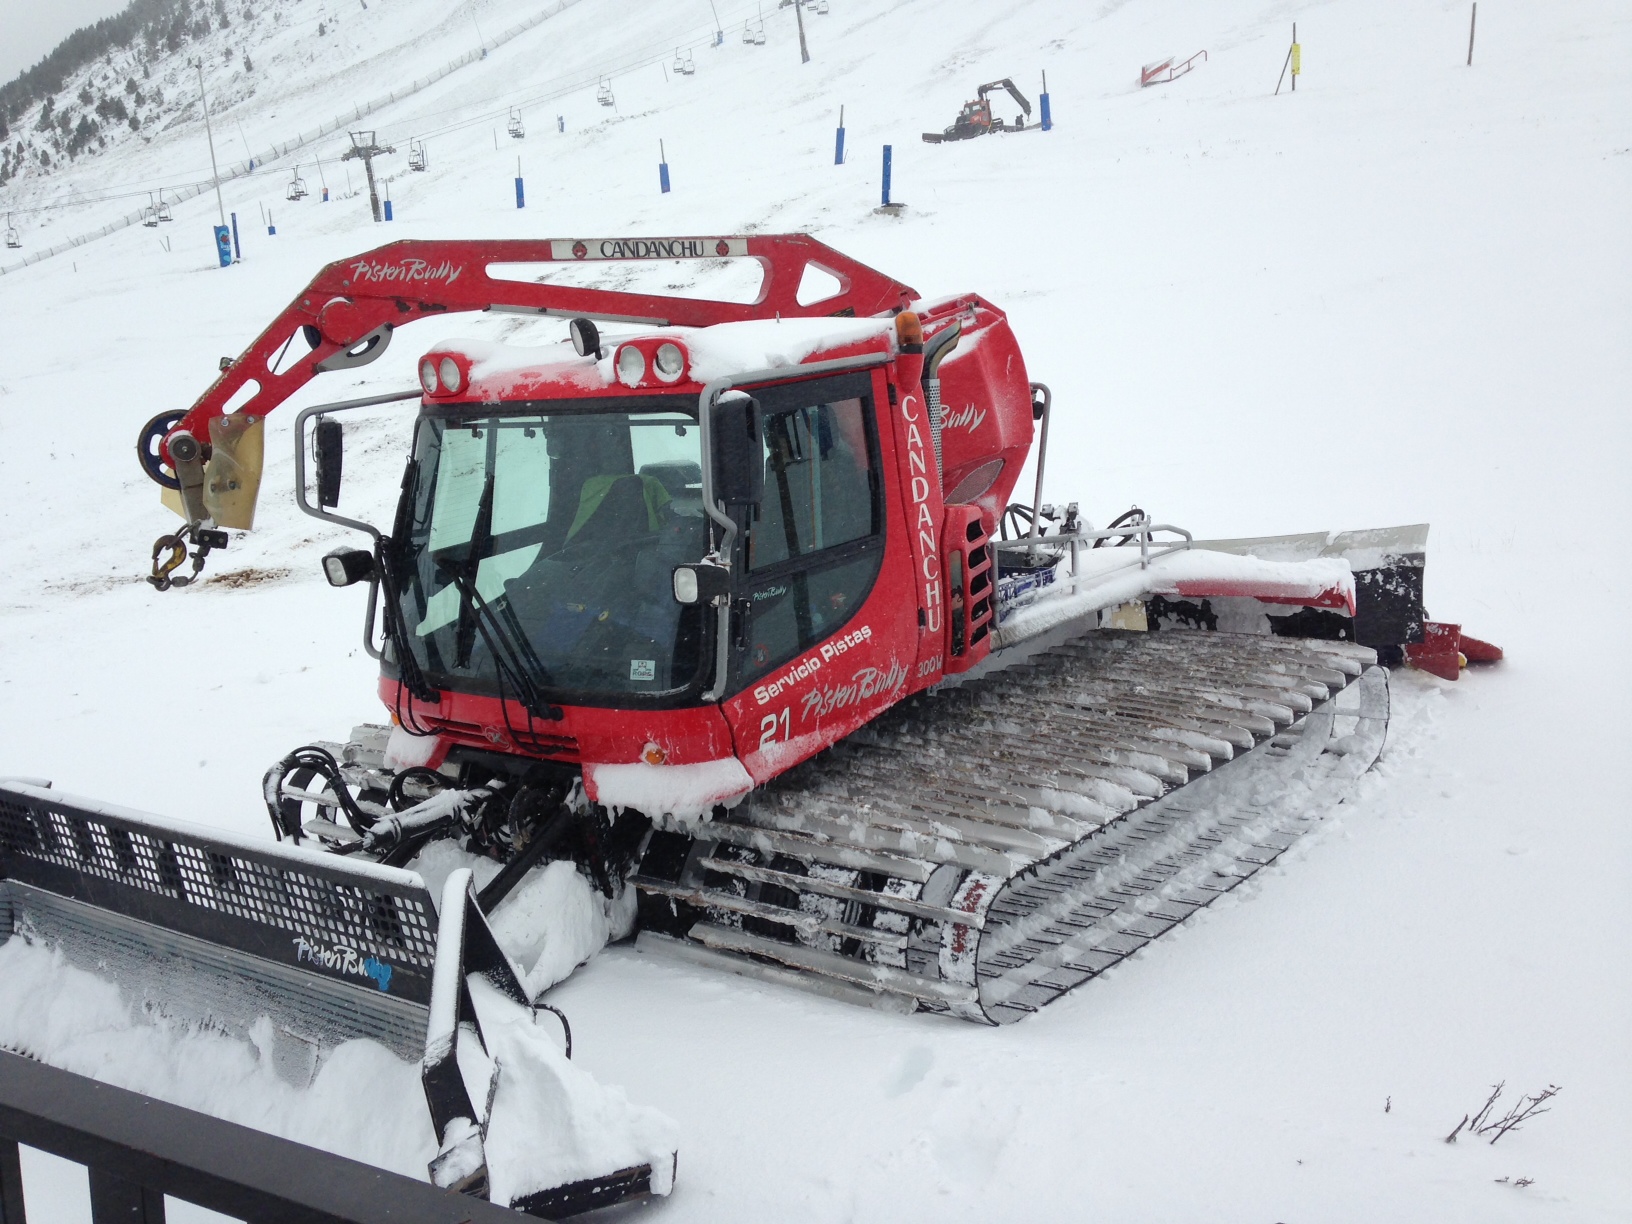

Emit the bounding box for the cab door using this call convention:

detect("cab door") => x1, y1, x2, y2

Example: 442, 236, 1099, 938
718, 370, 913, 783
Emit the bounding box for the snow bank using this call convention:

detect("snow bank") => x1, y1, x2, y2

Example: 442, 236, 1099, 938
0, 938, 435, 1177
488, 859, 638, 998
0, 925, 675, 1203
471, 976, 678, 1202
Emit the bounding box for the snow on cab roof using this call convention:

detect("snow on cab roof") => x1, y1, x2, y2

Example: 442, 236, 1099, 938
446, 315, 896, 399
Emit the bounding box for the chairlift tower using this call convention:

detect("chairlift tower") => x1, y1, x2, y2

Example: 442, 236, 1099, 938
342, 131, 395, 223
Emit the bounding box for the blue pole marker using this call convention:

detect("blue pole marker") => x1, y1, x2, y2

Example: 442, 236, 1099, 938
230, 212, 241, 261
322, 187, 330, 202
267, 209, 275, 236
384, 198, 393, 221
515, 176, 525, 208
659, 140, 671, 193
1040, 71, 1052, 131
834, 105, 845, 165
881, 144, 892, 206
213, 224, 232, 267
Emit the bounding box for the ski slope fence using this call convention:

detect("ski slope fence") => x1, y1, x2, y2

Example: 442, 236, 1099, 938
0, 2, 581, 277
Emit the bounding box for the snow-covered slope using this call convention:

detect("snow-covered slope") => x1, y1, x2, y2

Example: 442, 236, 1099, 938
1, 0, 1628, 1220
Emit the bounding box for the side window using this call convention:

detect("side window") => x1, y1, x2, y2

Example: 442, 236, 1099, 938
749, 397, 875, 570
737, 385, 883, 686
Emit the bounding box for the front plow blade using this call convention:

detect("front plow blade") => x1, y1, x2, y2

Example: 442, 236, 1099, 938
0, 781, 675, 1217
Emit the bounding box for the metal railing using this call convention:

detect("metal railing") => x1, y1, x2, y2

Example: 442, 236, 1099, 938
995, 513, 1194, 574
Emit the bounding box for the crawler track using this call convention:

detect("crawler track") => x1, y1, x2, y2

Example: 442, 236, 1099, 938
633, 629, 1389, 1023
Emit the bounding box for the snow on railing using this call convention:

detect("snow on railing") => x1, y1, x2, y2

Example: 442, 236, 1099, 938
0, 2, 579, 276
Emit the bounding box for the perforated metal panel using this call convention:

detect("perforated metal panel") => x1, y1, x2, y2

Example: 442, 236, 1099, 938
0, 783, 438, 1013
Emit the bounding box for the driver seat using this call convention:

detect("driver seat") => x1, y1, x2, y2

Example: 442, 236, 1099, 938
565, 474, 670, 546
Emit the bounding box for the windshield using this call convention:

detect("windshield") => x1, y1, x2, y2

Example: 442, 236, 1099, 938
393, 402, 710, 701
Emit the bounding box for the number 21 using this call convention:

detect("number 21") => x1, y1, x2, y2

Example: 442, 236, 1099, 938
759, 707, 790, 748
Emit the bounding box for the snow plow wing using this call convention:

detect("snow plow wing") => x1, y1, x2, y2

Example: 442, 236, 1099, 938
0, 781, 674, 1217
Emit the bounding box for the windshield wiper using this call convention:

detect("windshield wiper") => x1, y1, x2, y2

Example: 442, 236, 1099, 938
442, 567, 563, 722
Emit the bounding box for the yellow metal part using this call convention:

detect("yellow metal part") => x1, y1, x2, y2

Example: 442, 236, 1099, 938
1291, 43, 1301, 75
205, 414, 265, 529
157, 416, 264, 528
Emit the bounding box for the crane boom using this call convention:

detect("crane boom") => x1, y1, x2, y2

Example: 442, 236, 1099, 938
977, 78, 1031, 117
142, 233, 917, 486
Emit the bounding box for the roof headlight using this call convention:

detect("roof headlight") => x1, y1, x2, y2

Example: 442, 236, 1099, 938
419, 359, 438, 395
653, 342, 686, 383
438, 357, 463, 394
615, 344, 646, 387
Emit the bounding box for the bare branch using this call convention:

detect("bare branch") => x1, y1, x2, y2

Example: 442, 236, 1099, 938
1469, 1082, 1505, 1134
1488, 1085, 1562, 1145
1444, 1113, 1468, 1144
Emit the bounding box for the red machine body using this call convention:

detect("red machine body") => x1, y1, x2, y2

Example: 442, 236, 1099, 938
355, 289, 1037, 806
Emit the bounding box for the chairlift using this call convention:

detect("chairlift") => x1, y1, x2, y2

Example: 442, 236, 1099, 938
753, 23, 767, 45
408, 138, 428, 172
142, 194, 160, 228
508, 108, 525, 139
596, 79, 615, 108
4, 216, 19, 250
679, 50, 696, 75
156, 191, 173, 223
741, 21, 754, 44
286, 165, 309, 201
815, 0, 829, 13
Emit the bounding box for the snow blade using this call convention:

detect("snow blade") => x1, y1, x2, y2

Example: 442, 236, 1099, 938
421, 870, 667, 1217
0, 780, 438, 1061
1, 784, 677, 1217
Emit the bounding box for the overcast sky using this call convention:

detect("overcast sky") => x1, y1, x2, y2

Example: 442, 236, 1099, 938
0, 0, 133, 86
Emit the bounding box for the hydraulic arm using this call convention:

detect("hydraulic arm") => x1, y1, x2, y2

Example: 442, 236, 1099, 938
135, 233, 917, 587
977, 79, 1031, 118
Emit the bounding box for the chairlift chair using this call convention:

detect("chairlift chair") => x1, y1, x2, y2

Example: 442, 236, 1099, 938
142, 196, 160, 228
508, 108, 525, 139
286, 167, 308, 201
742, 21, 754, 44
4, 218, 19, 250
815, 0, 829, 13
596, 79, 615, 107
753, 23, 767, 45
680, 51, 696, 75
408, 139, 427, 172
672, 49, 685, 74
156, 192, 173, 223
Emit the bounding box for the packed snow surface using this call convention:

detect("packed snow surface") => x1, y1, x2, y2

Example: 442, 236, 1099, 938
1, 0, 1628, 1220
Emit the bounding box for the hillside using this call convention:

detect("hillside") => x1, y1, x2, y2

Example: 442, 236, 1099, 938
0, 0, 1628, 1220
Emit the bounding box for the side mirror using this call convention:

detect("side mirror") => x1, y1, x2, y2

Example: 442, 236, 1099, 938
314, 418, 343, 508
711, 393, 764, 507
673, 562, 731, 605
322, 547, 375, 588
